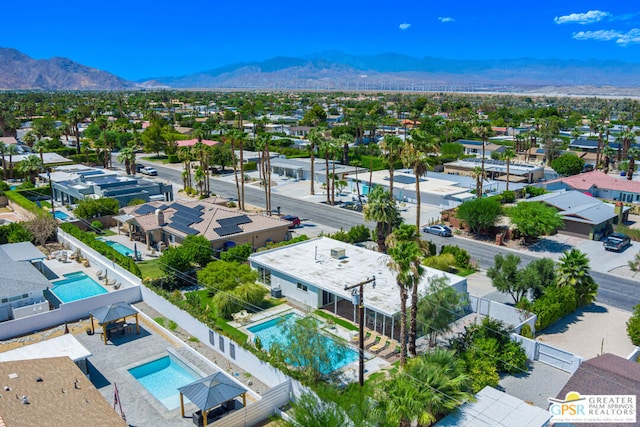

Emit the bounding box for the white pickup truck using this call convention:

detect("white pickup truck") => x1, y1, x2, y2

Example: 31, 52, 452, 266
140, 167, 158, 176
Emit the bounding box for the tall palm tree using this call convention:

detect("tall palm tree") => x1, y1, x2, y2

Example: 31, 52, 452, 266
320, 137, 339, 204
620, 125, 636, 162
401, 136, 432, 230
602, 146, 616, 174
227, 129, 246, 210
0, 143, 7, 180
627, 147, 640, 181
255, 133, 272, 214
380, 135, 403, 197
501, 148, 517, 191
117, 146, 136, 175
5, 144, 18, 179
307, 127, 325, 196
472, 120, 493, 189
387, 239, 422, 368
386, 224, 429, 357
471, 166, 486, 198
178, 146, 192, 189
363, 186, 400, 253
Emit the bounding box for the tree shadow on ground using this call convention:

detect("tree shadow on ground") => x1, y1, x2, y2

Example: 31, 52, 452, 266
538, 303, 608, 335
527, 239, 573, 254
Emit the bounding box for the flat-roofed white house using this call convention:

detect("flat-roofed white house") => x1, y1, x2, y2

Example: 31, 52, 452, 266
249, 237, 468, 340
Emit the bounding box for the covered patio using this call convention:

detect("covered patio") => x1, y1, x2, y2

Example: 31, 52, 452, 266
89, 301, 141, 344
178, 372, 248, 427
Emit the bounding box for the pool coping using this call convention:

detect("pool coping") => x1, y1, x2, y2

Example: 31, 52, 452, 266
119, 348, 206, 416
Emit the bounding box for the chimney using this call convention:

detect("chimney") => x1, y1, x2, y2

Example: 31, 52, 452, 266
155, 209, 165, 226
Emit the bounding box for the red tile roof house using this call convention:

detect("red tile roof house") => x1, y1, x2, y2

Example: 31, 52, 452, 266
542, 171, 640, 204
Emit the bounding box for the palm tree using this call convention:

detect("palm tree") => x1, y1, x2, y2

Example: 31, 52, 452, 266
320, 137, 339, 204
5, 144, 18, 179
401, 134, 433, 230
620, 126, 636, 162
602, 146, 616, 174
380, 135, 403, 197
557, 249, 598, 306
194, 166, 206, 197
471, 166, 486, 197
32, 139, 47, 167
178, 146, 192, 188
386, 224, 429, 357
307, 127, 325, 196
627, 147, 640, 181
363, 186, 400, 253
501, 148, 517, 191
387, 239, 422, 368
227, 129, 246, 210
0, 143, 6, 180
472, 120, 493, 188
17, 154, 43, 184
117, 146, 136, 175
255, 133, 272, 214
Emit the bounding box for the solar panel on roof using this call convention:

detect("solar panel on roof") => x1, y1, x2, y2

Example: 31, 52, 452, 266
135, 205, 157, 215
217, 215, 252, 227
215, 225, 242, 236
170, 222, 199, 235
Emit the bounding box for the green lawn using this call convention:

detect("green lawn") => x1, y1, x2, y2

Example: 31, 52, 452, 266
138, 259, 164, 279
315, 310, 359, 331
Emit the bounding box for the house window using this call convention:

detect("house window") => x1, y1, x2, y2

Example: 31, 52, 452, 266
209, 330, 215, 347
258, 267, 271, 286
229, 343, 236, 360
219, 336, 225, 352
297, 282, 308, 292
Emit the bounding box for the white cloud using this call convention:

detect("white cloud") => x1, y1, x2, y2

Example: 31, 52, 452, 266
572, 28, 640, 46
399, 23, 411, 30
438, 17, 455, 23
555, 10, 611, 25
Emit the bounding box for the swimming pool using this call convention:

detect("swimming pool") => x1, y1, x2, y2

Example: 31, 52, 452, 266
52, 211, 69, 220
128, 355, 201, 410
99, 239, 134, 257
51, 272, 108, 303
247, 313, 359, 374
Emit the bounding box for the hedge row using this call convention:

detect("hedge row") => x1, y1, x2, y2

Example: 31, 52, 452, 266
5, 191, 43, 214
59, 223, 142, 277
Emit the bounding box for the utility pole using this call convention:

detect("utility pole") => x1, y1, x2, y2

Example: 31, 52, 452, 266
344, 276, 376, 387
47, 168, 55, 216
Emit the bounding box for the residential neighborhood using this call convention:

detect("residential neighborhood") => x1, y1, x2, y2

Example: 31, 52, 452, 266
1, 90, 640, 427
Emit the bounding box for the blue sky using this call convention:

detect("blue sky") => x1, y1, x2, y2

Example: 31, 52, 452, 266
2, 1, 639, 80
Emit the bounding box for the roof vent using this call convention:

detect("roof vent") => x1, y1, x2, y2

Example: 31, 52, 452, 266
35, 377, 43, 382
331, 248, 346, 259
21, 396, 30, 405
3, 386, 10, 391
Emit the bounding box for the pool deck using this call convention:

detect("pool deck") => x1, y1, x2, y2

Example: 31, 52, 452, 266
41, 254, 125, 293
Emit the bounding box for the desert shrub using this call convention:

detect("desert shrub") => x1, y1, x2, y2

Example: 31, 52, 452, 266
347, 225, 371, 243
519, 323, 534, 339
627, 304, 640, 346
91, 220, 103, 230
499, 190, 516, 204
531, 285, 578, 331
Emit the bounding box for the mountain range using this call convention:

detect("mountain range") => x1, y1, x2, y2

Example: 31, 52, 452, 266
2, 47, 640, 95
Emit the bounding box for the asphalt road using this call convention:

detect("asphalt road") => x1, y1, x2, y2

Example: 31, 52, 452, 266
127, 156, 639, 312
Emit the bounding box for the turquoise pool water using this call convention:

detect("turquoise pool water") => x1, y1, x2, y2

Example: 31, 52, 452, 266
248, 313, 358, 373
52, 211, 69, 220
128, 355, 200, 410
51, 272, 107, 303
100, 239, 134, 257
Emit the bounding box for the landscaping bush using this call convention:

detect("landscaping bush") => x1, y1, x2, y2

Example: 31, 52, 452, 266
0, 222, 33, 244
346, 225, 371, 243
524, 186, 547, 197
499, 190, 516, 204
440, 245, 471, 268
5, 190, 43, 214
167, 154, 180, 163
59, 223, 141, 277
74, 198, 119, 219
244, 161, 257, 171
529, 285, 578, 331
627, 304, 640, 346
519, 323, 534, 339
91, 220, 104, 230
220, 243, 253, 262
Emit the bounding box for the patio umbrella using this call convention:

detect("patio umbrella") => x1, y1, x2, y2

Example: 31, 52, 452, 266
134, 243, 138, 259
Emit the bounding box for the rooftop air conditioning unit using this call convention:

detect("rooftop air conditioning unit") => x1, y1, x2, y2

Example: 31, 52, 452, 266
331, 248, 346, 259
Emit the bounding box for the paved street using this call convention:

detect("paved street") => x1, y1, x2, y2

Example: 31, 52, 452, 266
120, 155, 640, 312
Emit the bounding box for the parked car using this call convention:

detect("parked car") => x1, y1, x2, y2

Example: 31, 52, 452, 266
140, 167, 158, 176
603, 233, 631, 252
282, 215, 301, 229
135, 163, 145, 173
423, 224, 453, 237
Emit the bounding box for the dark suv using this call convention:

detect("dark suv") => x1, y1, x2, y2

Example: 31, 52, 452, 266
603, 233, 631, 252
